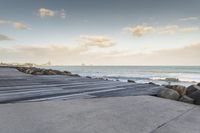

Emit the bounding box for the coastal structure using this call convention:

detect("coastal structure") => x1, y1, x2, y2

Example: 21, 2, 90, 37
0, 67, 200, 133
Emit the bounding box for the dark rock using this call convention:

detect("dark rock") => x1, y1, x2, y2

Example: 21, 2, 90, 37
127, 80, 136, 83
186, 85, 200, 96
165, 85, 186, 96
64, 71, 72, 75
70, 74, 80, 77
15, 67, 78, 77
148, 82, 159, 86
179, 95, 194, 104
148, 82, 156, 85
187, 90, 200, 105
197, 83, 200, 86
157, 88, 180, 100
32, 71, 43, 75
86, 76, 92, 79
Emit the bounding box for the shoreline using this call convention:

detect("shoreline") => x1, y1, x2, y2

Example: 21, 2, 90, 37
0, 66, 199, 105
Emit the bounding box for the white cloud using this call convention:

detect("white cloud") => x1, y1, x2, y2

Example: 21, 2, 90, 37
38, 8, 66, 19
158, 25, 179, 34
0, 19, 30, 30
59, 9, 66, 19
13, 22, 30, 30
179, 17, 199, 21
78, 35, 116, 48
179, 27, 199, 32
38, 8, 55, 17
0, 34, 13, 41
125, 25, 199, 37
124, 25, 155, 37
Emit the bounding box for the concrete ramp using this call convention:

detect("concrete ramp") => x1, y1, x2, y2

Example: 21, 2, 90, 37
0, 96, 199, 133
0, 68, 164, 103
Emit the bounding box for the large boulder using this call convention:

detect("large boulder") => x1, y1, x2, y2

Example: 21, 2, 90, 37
187, 90, 200, 105
165, 85, 186, 96
64, 71, 72, 75
197, 83, 200, 86
157, 88, 180, 100
186, 85, 200, 96
179, 95, 194, 104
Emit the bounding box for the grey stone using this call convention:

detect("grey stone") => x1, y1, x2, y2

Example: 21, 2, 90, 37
197, 83, 200, 86
186, 85, 200, 96
179, 95, 194, 104
158, 88, 180, 100
188, 90, 200, 105
127, 79, 135, 83
165, 85, 186, 96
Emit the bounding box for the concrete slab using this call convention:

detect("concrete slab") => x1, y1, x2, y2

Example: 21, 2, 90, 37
0, 96, 199, 133
152, 106, 200, 133
0, 67, 29, 77
0, 68, 165, 103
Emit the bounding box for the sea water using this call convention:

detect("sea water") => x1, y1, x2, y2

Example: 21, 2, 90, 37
42, 66, 200, 87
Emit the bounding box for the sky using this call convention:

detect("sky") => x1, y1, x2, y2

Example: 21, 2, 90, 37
0, 0, 200, 65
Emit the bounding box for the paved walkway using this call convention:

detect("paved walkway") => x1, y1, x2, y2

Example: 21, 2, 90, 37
0, 96, 199, 133
0, 67, 164, 103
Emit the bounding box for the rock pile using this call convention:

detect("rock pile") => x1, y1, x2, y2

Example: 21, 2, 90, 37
157, 83, 200, 105
16, 67, 80, 77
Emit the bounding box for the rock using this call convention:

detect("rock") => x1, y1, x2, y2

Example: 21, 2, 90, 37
179, 95, 194, 104
15, 67, 78, 77
165, 85, 186, 96
187, 90, 200, 105
148, 82, 156, 85
86, 76, 92, 79
64, 71, 72, 75
71, 74, 80, 77
127, 80, 136, 83
47, 70, 57, 75
157, 88, 180, 100
32, 71, 43, 75
197, 83, 200, 86
186, 85, 200, 96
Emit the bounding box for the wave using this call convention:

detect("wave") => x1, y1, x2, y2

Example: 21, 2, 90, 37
150, 77, 198, 83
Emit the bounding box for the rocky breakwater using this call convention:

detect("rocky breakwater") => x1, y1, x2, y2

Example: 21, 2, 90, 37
157, 83, 200, 105
16, 67, 80, 77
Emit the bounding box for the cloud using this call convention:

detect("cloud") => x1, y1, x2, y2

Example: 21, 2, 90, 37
13, 22, 30, 30
38, 8, 66, 19
125, 25, 199, 37
59, 9, 66, 19
159, 25, 199, 34
0, 19, 30, 30
100, 43, 200, 65
179, 27, 199, 32
78, 35, 116, 48
179, 17, 199, 21
0, 20, 9, 24
0, 43, 200, 65
158, 25, 179, 34
124, 25, 155, 37
38, 8, 55, 17
0, 34, 13, 41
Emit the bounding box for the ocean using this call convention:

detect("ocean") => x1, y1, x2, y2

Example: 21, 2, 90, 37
42, 66, 200, 87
